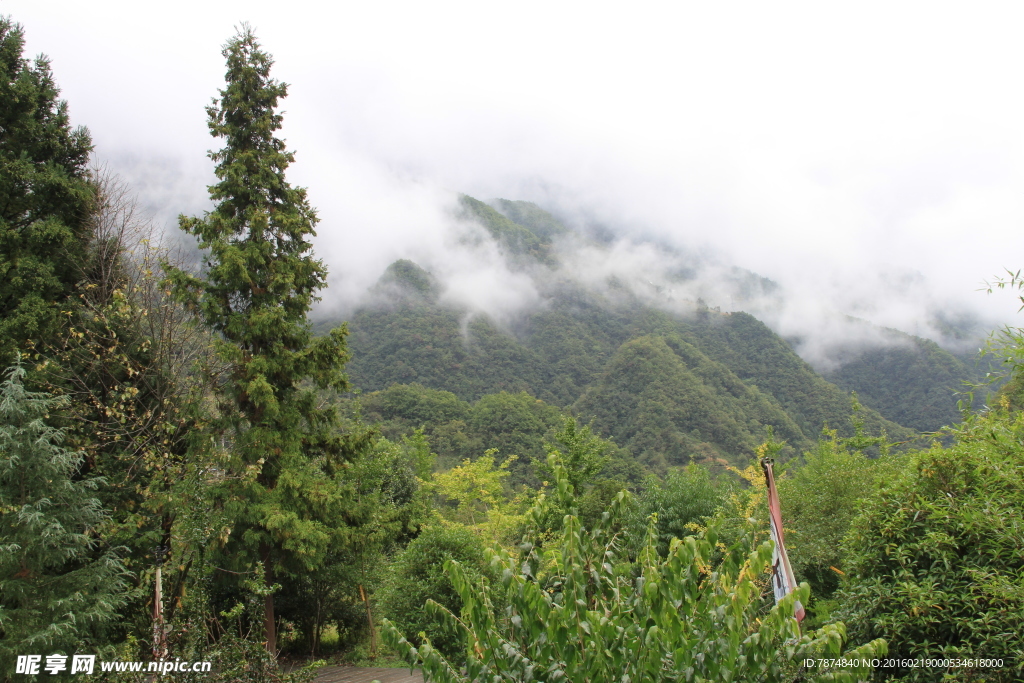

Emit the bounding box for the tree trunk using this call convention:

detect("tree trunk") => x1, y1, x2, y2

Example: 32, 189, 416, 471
165, 557, 192, 625
311, 589, 322, 657
152, 521, 172, 660
359, 583, 377, 659
261, 542, 277, 657
152, 562, 165, 659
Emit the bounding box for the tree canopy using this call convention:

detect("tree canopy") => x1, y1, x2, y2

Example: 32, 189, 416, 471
163, 25, 351, 655
0, 361, 128, 670
0, 17, 95, 366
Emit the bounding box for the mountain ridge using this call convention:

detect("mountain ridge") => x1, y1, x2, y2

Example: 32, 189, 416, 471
316, 195, 978, 471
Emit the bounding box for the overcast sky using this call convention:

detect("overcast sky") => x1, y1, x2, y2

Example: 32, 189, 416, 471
6, 0, 1024, 338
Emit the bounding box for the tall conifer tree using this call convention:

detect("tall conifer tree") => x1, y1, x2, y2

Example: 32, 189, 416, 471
0, 18, 95, 366
0, 361, 128, 668
164, 26, 349, 655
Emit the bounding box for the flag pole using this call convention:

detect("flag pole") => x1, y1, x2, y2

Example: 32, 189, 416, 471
760, 456, 805, 630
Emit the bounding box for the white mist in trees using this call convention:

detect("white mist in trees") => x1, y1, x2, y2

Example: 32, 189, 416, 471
0, 361, 128, 666
163, 26, 350, 655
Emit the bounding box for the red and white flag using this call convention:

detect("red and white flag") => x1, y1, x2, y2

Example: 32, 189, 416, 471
761, 459, 805, 622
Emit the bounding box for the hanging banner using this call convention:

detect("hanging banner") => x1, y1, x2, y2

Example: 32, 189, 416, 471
761, 458, 805, 622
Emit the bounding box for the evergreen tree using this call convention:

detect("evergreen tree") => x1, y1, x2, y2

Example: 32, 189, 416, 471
163, 26, 350, 655
0, 361, 128, 671
0, 18, 95, 367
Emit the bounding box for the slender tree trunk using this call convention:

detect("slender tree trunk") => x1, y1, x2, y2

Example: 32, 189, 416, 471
359, 583, 376, 659
165, 556, 193, 625
311, 587, 323, 657
358, 550, 378, 658
152, 561, 165, 659
152, 519, 173, 660
261, 542, 277, 656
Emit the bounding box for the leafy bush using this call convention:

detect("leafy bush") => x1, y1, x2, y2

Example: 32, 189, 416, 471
173, 632, 319, 683
144, 569, 323, 683
377, 525, 495, 662
384, 454, 886, 682
637, 463, 728, 557
780, 405, 899, 606
837, 402, 1024, 682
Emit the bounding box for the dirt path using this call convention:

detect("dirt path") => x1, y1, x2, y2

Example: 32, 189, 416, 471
312, 665, 424, 683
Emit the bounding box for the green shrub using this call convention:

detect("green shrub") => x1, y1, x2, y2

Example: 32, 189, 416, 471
377, 525, 494, 662
637, 463, 728, 557
779, 416, 900, 608
837, 404, 1024, 682
384, 454, 886, 682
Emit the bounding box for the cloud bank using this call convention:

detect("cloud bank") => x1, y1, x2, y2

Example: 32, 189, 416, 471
9, 0, 1024, 368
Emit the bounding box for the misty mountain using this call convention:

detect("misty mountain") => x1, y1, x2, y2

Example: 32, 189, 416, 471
820, 323, 975, 432
317, 196, 976, 470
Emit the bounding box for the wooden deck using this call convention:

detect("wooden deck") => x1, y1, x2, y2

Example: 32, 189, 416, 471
312, 665, 425, 683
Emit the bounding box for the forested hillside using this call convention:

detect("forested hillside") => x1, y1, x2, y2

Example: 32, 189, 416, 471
323, 196, 975, 475
822, 324, 975, 431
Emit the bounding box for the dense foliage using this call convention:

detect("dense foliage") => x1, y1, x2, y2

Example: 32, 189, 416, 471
575, 333, 807, 470
337, 197, 974, 448
340, 259, 926, 473
3, 13, 1021, 683
361, 383, 562, 480
361, 384, 643, 489
824, 326, 972, 432
458, 195, 557, 267
0, 363, 128, 672
384, 454, 887, 682
778, 402, 899, 609
636, 463, 729, 557
836, 401, 1024, 682
162, 26, 352, 655
377, 525, 496, 662
0, 18, 95, 367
